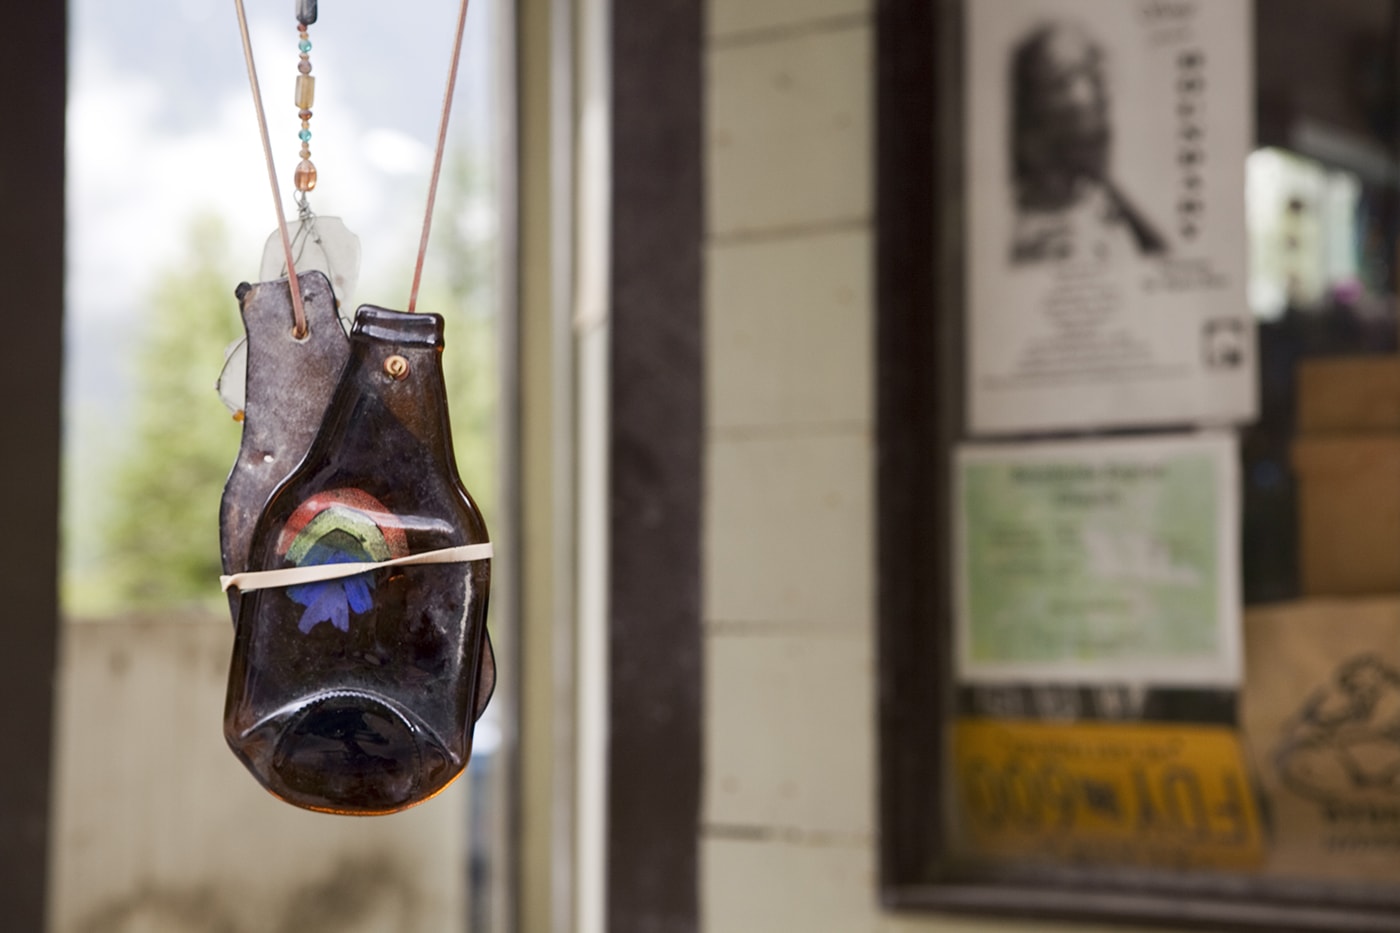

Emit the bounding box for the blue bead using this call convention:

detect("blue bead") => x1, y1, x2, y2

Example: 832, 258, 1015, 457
299, 39, 312, 53
299, 129, 312, 142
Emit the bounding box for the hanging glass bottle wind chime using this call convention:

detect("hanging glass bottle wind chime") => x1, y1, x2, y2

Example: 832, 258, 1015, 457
218, 0, 495, 815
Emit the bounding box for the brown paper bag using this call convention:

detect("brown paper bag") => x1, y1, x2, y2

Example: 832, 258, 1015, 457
1243, 597, 1400, 881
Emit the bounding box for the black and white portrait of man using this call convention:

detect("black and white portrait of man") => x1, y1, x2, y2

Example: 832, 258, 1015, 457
1008, 21, 1169, 264
966, 0, 1253, 433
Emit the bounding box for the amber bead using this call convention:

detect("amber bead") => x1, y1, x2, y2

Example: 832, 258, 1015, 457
295, 75, 315, 109
294, 159, 318, 192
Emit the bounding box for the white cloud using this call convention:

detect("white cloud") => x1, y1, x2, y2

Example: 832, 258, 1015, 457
65, 2, 498, 327
66, 40, 278, 321
362, 128, 433, 176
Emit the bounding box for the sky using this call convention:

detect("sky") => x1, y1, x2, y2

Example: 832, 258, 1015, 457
66, 0, 501, 326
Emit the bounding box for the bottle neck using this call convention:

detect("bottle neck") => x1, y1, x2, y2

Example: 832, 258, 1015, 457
333, 307, 459, 470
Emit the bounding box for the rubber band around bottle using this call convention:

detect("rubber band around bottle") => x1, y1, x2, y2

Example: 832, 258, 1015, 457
220, 542, 493, 593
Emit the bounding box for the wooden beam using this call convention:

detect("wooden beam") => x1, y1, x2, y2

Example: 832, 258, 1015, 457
0, 1, 66, 926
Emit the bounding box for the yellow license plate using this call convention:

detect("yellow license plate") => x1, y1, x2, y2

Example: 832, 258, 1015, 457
952, 719, 1264, 869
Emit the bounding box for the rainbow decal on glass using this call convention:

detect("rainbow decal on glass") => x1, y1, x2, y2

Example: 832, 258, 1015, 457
276, 488, 409, 633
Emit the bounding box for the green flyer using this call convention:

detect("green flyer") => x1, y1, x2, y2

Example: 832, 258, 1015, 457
956, 433, 1240, 686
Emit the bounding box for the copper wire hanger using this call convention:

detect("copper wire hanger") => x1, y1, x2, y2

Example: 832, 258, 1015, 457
232, 0, 474, 336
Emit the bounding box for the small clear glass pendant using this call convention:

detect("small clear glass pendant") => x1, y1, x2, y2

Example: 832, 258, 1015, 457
260, 214, 362, 328
216, 336, 248, 418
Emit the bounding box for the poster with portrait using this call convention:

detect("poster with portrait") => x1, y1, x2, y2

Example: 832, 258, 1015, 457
955, 432, 1241, 686
965, 0, 1256, 435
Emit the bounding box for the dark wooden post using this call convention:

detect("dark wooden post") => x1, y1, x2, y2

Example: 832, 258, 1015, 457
608, 1, 704, 930
0, 1, 67, 927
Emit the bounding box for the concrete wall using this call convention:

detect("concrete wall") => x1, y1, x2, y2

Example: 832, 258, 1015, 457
699, 2, 1200, 930
47, 615, 468, 933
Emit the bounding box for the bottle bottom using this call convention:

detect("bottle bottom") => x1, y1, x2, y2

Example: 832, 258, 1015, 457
230, 690, 462, 814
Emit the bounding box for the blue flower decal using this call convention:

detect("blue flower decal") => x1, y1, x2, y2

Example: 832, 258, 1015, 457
287, 544, 375, 633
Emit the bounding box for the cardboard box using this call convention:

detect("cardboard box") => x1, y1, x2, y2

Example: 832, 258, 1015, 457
1297, 356, 1400, 434
1243, 597, 1400, 882
1292, 436, 1400, 596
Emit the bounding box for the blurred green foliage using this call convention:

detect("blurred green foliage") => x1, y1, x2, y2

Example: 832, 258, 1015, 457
65, 158, 498, 615
84, 216, 243, 611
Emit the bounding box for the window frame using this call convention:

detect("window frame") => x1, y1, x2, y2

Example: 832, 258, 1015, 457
0, 2, 66, 927
876, 0, 1400, 928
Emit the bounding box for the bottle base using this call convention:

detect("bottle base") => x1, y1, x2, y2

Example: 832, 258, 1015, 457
229, 689, 462, 814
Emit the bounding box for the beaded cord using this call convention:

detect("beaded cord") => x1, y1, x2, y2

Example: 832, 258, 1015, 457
293, 16, 317, 193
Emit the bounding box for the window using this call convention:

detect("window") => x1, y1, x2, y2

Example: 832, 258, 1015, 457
51, 2, 515, 928
880, 1, 1400, 927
